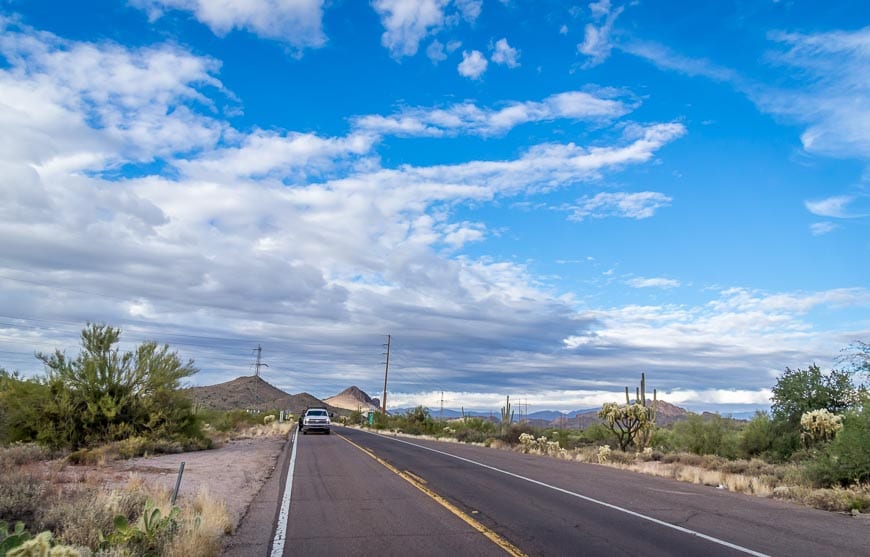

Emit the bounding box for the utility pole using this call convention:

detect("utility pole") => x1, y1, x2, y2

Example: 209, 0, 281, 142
253, 344, 269, 377
381, 335, 391, 415
440, 391, 444, 420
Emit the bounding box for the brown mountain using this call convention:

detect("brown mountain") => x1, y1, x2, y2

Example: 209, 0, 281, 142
186, 375, 339, 415
559, 399, 690, 430
324, 386, 379, 412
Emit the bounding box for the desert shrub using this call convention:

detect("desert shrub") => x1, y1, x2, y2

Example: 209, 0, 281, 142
496, 423, 536, 445
0, 444, 52, 469
607, 449, 638, 465
200, 409, 262, 434
671, 414, 740, 458
0, 468, 47, 526
577, 423, 612, 444
738, 411, 775, 458
455, 428, 489, 444
0, 372, 50, 445
37, 489, 116, 549
33, 324, 203, 450
660, 451, 723, 469
805, 403, 870, 487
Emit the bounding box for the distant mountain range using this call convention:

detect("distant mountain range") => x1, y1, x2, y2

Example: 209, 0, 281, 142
394, 399, 695, 429
187, 376, 743, 427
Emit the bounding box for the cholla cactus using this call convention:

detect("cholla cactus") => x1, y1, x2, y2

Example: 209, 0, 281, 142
518, 432, 536, 453
598, 373, 658, 451
800, 409, 843, 446
6, 531, 81, 557
263, 414, 276, 425
597, 445, 612, 464
518, 433, 566, 457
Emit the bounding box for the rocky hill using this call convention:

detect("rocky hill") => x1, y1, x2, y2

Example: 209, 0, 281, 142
186, 375, 338, 415
568, 399, 689, 429
324, 385, 380, 412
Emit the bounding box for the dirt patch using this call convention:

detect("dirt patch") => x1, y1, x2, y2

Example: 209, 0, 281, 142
58, 434, 289, 530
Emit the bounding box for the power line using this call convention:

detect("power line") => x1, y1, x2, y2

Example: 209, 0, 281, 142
381, 334, 390, 414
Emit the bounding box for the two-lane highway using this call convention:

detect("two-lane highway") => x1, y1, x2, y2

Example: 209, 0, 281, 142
230, 426, 869, 556
273, 427, 510, 556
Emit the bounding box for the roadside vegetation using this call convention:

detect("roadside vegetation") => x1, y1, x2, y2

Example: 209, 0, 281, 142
355, 341, 870, 514
0, 324, 290, 556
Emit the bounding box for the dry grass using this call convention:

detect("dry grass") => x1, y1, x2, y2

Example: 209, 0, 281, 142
0, 443, 232, 557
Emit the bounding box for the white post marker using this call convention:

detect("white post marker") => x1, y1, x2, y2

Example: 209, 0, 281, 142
270, 428, 299, 557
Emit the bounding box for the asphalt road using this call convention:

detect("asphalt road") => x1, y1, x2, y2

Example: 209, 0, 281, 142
228, 426, 869, 556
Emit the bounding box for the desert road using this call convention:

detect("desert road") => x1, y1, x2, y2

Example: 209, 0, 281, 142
226, 426, 868, 556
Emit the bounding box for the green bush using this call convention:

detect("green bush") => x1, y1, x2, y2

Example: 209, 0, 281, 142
738, 411, 775, 458
2, 326, 207, 452
581, 423, 616, 444
805, 403, 870, 487
670, 414, 740, 458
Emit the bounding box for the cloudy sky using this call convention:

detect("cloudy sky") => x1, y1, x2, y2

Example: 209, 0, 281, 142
1, 0, 868, 415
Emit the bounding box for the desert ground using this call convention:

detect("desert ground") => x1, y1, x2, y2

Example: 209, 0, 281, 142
69, 433, 289, 530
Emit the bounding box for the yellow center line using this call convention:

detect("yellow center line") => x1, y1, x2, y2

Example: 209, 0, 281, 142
337, 433, 527, 557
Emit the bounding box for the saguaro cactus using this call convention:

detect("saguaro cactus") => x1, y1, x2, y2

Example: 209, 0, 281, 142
500, 395, 515, 432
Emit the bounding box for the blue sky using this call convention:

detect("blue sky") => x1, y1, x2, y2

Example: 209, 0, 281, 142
0, 0, 868, 415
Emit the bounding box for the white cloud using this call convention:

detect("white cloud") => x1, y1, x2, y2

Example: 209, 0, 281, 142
131, 0, 326, 49
563, 287, 870, 387
352, 89, 637, 137
810, 222, 838, 236
754, 28, 870, 159
372, 0, 449, 58
805, 194, 870, 218
627, 277, 681, 289
588, 0, 612, 19
578, 0, 624, 68
426, 39, 447, 63
175, 131, 376, 181
454, 0, 482, 23
621, 40, 739, 83
662, 389, 773, 406
0, 19, 226, 170
491, 38, 520, 68
559, 25, 568, 35
458, 49, 488, 79
566, 191, 672, 221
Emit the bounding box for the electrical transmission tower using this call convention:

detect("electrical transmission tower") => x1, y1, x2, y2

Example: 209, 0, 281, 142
253, 344, 269, 377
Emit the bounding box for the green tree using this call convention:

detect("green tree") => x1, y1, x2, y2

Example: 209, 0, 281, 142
769, 364, 858, 459
0, 370, 50, 444
738, 411, 775, 458
771, 364, 857, 426
806, 402, 870, 487
35, 323, 201, 449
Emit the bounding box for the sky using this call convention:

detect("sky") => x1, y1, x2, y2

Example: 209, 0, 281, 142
0, 0, 868, 416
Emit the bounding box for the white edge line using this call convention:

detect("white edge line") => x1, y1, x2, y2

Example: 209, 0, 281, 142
358, 429, 770, 557
270, 427, 299, 557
